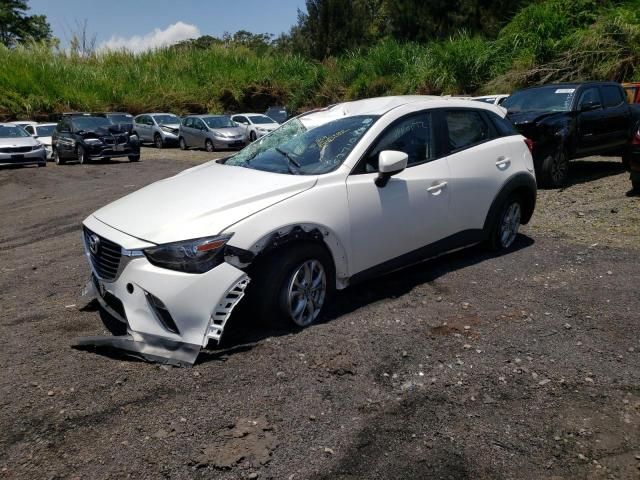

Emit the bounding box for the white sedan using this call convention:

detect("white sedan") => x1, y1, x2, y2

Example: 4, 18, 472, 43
23, 123, 57, 160
78, 96, 536, 364
231, 113, 280, 142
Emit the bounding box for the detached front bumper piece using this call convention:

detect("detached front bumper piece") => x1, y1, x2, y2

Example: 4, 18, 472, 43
73, 216, 250, 366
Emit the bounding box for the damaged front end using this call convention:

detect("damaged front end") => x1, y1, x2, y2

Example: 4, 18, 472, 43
74, 218, 251, 366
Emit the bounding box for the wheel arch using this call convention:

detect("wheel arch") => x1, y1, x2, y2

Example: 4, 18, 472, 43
483, 173, 537, 232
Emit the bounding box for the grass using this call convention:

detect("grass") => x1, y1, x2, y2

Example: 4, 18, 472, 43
0, 0, 638, 119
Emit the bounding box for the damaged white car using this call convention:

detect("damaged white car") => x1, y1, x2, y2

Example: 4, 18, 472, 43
78, 96, 537, 365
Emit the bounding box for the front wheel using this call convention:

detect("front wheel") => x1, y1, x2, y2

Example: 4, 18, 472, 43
249, 131, 257, 142
248, 243, 335, 328
538, 147, 569, 188
179, 137, 187, 150
205, 139, 215, 152
77, 145, 87, 165
54, 148, 65, 165
489, 195, 522, 251
154, 134, 163, 149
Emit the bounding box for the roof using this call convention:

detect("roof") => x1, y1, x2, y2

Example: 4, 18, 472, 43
298, 95, 507, 129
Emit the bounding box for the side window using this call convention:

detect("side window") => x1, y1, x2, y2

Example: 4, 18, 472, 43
195, 119, 206, 130
601, 86, 625, 107
446, 110, 490, 151
235, 116, 248, 124
489, 112, 517, 137
578, 88, 601, 109
24, 125, 34, 135
183, 117, 193, 128
363, 112, 434, 173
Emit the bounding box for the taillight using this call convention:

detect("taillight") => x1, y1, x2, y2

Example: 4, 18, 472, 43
524, 138, 534, 153
632, 128, 640, 145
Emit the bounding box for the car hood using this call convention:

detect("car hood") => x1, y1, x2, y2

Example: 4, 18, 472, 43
91, 161, 317, 245
255, 123, 279, 130
506, 110, 564, 126
80, 124, 130, 138
0, 136, 38, 147
160, 123, 181, 131
210, 126, 245, 137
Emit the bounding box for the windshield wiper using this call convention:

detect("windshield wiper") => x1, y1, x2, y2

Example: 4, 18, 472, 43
275, 147, 301, 170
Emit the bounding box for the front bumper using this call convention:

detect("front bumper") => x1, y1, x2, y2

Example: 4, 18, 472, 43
0, 149, 46, 166
76, 217, 249, 365
213, 137, 246, 149
85, 142, 140, 159
160, 131, 179, 144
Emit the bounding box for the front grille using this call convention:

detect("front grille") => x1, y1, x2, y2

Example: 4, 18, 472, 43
101, 135, 127, 145
84, 228, 122, 281
0, 146, 32, 153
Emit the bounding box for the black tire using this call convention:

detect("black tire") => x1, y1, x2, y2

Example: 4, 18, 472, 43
488, 194, 523, 251
77, 145, 87, 165
154, 134, 164, 149
205, 139, 215, 152
622, 150, 631, 171
538, 147, 569, 188
54, 148, 65, 165
128, 155, 140, 162
179, 137, 188, 150
247, 243, 335, 329
249, 130, 257, 142
38, 161, 46, 167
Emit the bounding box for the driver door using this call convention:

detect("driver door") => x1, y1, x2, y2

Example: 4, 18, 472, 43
346, 111, 452, 276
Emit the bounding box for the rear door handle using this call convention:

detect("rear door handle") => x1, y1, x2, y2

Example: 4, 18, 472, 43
496, 157, 511, 169
427, 181, 448, 193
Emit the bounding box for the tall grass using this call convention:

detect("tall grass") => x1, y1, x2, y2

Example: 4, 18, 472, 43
0, 0, 637, 119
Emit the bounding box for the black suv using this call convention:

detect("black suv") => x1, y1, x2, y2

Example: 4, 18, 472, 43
52, 115, 140, 165
503, 82, 639, 187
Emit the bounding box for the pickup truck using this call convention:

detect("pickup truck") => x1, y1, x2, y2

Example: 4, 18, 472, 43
502, 82, 640, 188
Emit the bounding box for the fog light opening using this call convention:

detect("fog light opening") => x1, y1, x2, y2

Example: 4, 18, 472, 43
126, 283, 134, 294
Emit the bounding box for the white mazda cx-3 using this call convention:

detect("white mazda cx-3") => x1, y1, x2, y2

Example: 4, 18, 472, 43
79, 96, 536, 364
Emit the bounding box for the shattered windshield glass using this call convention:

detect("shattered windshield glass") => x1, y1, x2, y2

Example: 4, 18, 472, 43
226, 115, 378, 175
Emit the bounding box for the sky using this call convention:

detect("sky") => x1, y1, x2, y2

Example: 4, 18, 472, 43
28, 0, 306, 52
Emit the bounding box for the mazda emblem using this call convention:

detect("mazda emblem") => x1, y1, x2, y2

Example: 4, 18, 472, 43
88, 234, 100, 255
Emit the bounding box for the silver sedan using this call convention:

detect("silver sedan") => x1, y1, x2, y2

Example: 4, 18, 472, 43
0, 123, 47, 167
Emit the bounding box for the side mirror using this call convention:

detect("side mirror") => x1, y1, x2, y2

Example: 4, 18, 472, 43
580, 101, 601, 112
375, 150, 408, 188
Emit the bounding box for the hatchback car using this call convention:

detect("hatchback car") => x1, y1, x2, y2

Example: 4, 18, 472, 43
231, 113, 280, 142
133, 113, 181, 148
265, 106, 289, 124
0, 123, 47, 167
78, 96, 536, 365
23, 122, 57, 160
178, 115, 245, 151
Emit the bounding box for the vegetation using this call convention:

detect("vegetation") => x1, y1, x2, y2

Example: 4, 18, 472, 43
0, 0, 53, 47
0, 0, 638, 119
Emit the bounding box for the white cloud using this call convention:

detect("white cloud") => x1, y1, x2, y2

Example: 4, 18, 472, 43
99, 21, 200, 53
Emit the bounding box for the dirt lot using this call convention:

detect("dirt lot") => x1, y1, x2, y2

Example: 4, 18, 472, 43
1, 148, 639, 480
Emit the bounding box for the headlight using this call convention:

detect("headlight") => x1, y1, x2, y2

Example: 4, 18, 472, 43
84, 138, 102, 145
160, 126, 176, 133
32, 143, 44, 150
212, 131, 226, 138
144, 234, 233, 274
129, 134, 139, 141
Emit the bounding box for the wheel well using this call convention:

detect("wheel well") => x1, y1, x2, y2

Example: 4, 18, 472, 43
511, 185, 536, 225
483, 174, 537, 231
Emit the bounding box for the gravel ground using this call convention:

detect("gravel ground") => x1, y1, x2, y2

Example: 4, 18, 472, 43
0, 148, 638, 480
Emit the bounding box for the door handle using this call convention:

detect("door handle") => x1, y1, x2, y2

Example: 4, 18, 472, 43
495, 157, 511, 168
427, 181, 448, 193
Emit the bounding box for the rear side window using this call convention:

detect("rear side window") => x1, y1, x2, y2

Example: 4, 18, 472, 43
601, 86, 625, 107
446, 110, 491, 151
489, 112, 518, 136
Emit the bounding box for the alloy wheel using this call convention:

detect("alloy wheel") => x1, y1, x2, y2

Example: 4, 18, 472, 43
551, 150, 568, 185
286, 259, 327, 327
499, 202, 521, 248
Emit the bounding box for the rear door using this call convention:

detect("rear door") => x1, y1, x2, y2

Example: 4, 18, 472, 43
598, 84, 632, 150
181, 117, 195, 144
441, 108, 515, 234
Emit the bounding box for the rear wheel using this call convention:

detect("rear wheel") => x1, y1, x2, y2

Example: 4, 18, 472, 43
538, 147, 569, 188
179, 137, 187, 150
247, 243, 335, 328
154, 134, 163, 149
489, 195, 522, 251
205, 139, 215, 152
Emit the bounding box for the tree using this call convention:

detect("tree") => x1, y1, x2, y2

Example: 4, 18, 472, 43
0, 0, 53, 47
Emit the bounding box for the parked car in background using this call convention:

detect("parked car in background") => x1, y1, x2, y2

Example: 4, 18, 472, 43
179, 115, 245, 151
9, 120, 38, 130
265, 106, 289, 124
23, 122, 56, 160
133, 113, 181, 149
94, 112, 134, 133
231, 113, 279, 142
52, 115, 140, 165
502, 82, 639, 188
78, 96, 536, 365
473, 95, 510, 106
623, 83, 640, 104
0, 123, 47, 167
